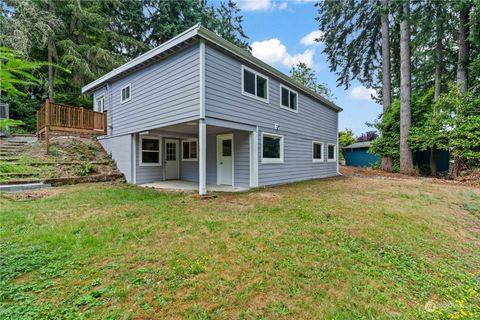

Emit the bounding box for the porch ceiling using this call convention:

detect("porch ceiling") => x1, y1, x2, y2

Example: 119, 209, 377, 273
148, 122, 247, 137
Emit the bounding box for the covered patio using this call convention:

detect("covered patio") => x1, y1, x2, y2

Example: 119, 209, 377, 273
140, 180, 249, 193
132, 117, 259, 195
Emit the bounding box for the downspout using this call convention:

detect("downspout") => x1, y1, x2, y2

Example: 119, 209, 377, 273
337, 112, 340, 175
106, 82, 112, 135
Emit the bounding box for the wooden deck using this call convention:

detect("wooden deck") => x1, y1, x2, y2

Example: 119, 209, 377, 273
36, 99, 107, 153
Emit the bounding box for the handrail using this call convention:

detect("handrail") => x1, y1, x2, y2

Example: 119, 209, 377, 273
36, 99, 107, 134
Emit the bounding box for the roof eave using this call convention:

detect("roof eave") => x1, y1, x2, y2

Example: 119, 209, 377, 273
81, 23, 202, 94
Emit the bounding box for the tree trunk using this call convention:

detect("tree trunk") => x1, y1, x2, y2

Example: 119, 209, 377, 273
431, 10, 442, 176
47, 40, 54, 102
434, 38, 442, 100
456, 7, 469, 96
380, 0, 393, 172
399, 1, 413, 174
47, 0, 54, 102
430, 144, 437, 176
453, 6, 470, 178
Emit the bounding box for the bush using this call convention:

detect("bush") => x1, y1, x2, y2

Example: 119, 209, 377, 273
0, 119, 24, 135
76, 162, 96, 176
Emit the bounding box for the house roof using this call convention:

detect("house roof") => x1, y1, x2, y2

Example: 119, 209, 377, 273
82, 24, 343, 112
344, 141, 373, 149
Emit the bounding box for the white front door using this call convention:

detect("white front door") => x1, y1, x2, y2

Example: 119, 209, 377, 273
165, 139, 179, 180
217, 134, 234, 186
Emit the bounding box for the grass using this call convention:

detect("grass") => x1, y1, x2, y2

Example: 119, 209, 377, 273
0, 176, 479, 319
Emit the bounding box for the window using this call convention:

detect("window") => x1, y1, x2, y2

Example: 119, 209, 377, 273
312, 141, 324, 162
140, 136, 161, 166
222, 139, 232, 157
262, 132, 283, 164
242, 66, 269, 102
280, 85, 298, 112
95, 95, 105, 112
121, 84, 131, 103
327, 144, 336, 162
182, 139, 198, 161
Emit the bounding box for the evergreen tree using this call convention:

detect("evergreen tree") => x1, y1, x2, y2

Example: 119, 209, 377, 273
290, 62, 335, 100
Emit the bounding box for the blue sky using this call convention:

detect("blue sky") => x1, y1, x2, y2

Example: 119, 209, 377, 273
235, 0, 382, 136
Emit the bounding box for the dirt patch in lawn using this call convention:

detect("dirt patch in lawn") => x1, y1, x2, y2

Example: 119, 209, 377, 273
1, 187, 65, 201
340, 165, 480, 188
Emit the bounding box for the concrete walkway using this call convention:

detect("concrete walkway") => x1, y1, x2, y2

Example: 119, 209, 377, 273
141, 180, 249, 193
0, 183, 51, 193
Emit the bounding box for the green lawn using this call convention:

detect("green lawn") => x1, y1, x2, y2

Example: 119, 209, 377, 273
1, 177, 479, 319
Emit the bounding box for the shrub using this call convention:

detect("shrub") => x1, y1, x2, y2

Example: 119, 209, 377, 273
76, 162, 96, 176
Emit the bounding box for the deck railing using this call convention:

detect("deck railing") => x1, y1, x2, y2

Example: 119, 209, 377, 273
37, 99, 107, 134
36, 99, 107, 154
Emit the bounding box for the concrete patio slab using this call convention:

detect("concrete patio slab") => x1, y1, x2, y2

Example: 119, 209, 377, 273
140, 180, 249, 193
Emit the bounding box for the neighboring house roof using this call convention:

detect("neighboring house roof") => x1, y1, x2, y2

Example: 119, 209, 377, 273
82, 24, 343, 112
344, 141, 373, 149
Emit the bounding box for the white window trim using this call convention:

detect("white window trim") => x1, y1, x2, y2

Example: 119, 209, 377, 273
261, 132, 284, 164
139, 136, 162, 166
241, 65, 269, 104
312, 141, 324, 162
279, 84, 298, 113
327, 143, 337, 162
181, 138, 198, 161
120, 83, 132, 104
95, 94, 105, 112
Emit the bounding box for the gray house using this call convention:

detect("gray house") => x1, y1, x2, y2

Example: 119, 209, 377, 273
82, 24, 342, 195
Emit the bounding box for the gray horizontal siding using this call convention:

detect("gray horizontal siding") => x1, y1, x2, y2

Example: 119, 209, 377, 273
92, 44, 201, 137
177, 131, 249, 187
204, 45, 338, 186
258, 128, 337, 186
180, 160, 198, 182
135, 134, 163, 184
234, 131, 250, 187
98, 134, 133, 182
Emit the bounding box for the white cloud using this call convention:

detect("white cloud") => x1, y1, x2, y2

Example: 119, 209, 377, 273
277, 2, 288, 10
300, 30, 324, 45
251, 38, 316, 68
237, 0, 288, 12
349, 86, 378, 101
237, 0, 272, 11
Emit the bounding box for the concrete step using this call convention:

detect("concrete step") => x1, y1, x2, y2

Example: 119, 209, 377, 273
0, 182, 51, 193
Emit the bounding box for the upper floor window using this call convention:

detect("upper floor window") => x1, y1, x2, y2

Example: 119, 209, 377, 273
95, 95, 105, 112
242, 66, 269, 103
280, 85, 298, 112
327, 144, 336, 162
182, 139, 198, 161
312, 141, 324, 162
121, 83, 131, 103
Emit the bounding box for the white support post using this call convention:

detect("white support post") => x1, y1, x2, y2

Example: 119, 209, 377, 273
199, 119, 207, 195
249, 128, 259, 188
